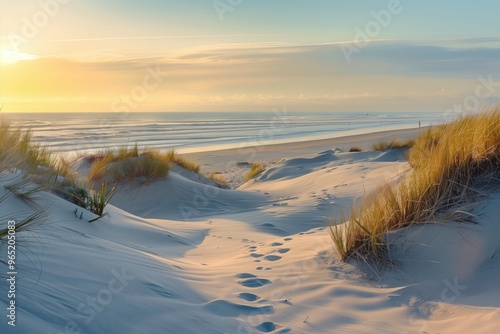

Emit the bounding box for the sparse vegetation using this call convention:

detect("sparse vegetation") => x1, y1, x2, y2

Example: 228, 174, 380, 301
372, 139, 415, 151
66, 182, 116, 222
87, 146, 171, 184
349, 146, 362, 152
0, 118, 52, 172
88, 182, 116, 222
208, 171, 227, 185
330, 108, 500, 265
87, 147, 201, 184
0, 210, 46, 239
244, 162, 265, 182
166, 150, 200, 173
0, 118, 53, 239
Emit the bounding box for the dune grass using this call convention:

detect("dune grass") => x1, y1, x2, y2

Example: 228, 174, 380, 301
330, 108, 500, 264
244, 162, 265, 182
0, 118, 52, 172
88, 147, 170, 184
207, 171, 228, 185
372, 139, 416, 151
87, 146, 201, 184
166, 150, 200, 173
349, 146, 363, 152
0, 119, 54, 239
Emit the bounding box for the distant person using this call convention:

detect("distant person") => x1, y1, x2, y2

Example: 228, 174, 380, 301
418, 121, 421, 128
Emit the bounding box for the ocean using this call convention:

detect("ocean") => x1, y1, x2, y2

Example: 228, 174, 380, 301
2, 111, 450, 156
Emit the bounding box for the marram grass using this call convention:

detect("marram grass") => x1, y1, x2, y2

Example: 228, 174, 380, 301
330, 108, 500, 264
244, 162, 265, 182
87, 146, 201, 184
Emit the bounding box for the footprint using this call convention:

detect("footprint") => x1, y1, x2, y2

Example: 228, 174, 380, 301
205, 300, 273, 317
284, 237, 293, 241
277, 248, 290, 254
239, 278, 272, 288
256, 322, 276, 332
251, 253, 264, 258
271, 242, 283, 247
238, 292, 259, 302
264, 255, 282, 262
255, 322, 291, 333
235, 273, 256, 279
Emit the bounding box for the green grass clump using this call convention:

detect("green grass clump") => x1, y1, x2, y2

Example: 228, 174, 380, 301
244, 162, 265, 182
349, 146, 362, 152
372, 139, 415, 151
330, 108, 500, 265
65, 183, 115, 222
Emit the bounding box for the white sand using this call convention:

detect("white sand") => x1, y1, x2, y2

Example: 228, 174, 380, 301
1, 128, 499, 334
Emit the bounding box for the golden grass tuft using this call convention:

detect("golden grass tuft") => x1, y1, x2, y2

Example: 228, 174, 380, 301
330, 108, 500, 264
166, 150, 200, 173
87, 146, 170, 184
372, 139, 415, 151
0, 118, 52, 172
87, 147, 201, 184
244, 162, 265, 182
207, 171, 227, 185
349, 146, 363, 152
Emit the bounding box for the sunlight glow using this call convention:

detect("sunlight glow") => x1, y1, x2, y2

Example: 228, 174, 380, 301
0, 50, 37, 65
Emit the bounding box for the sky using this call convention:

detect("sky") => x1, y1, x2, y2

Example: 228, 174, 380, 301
1, 0, 500, 113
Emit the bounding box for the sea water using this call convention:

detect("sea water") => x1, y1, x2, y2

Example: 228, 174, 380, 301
2, 111, 450, 156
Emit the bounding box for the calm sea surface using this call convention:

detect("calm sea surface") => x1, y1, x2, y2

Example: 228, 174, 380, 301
2, 111, 450, 156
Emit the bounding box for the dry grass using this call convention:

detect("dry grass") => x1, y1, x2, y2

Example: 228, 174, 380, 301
208, 171, 227, 185
330, 108, 500, 264
88, 147, 170, 184
166, 150, 200, 173
0, 118, 52, 172
349, 146, 363, 152
372, 139, 416, 151
87, 147, 201, 184
0, 118, 52, 239
244, 162, 265, 182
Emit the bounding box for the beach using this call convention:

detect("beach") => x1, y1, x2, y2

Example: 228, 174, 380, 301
186, 126, 428, 174
2, 119, 500, 334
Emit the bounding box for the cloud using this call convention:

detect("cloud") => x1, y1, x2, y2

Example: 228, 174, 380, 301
3, 38, 500, 112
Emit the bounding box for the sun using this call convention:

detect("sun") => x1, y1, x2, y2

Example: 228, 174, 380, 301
0, 50, 37, 65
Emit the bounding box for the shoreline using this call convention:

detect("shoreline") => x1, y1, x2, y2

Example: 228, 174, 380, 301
185, 126, 429, 170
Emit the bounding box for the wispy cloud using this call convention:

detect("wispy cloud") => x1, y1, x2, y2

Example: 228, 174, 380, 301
39, 34, 285, 43
3, 38, 500, 112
